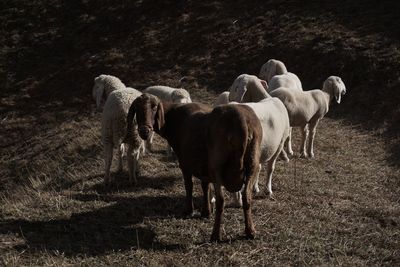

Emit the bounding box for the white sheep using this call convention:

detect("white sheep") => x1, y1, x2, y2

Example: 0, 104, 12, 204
143, 85, 192, 104
270, 76, 346, 158
228, 74, 269, 103
92, 74, 126, 110
259, 59, 302, 91
102, 87, 144, 184
232, 98, 290, 205
213, 91, 230, 106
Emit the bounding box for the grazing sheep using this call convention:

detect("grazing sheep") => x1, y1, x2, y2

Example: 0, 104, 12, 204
125, 94, 263, 241
229, 74, 269, 103
213, 91, 230, 106
259, 59, 302, 91
270, 76, 346, 158
92, 74, 126, 110
102, 87, 143, 184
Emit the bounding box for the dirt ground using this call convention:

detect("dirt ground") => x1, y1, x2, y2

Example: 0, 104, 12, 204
1, 0, 399, 266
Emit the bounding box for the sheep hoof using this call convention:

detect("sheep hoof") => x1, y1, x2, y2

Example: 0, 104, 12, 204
210, 232, 222, 242
288, 150, 294, 156
309, 152, 315, 159
300, 152, 308, 158
245, 228, 256, 239
201, 210, 211, 219
253, 186, 260, 194
268, 193, 276, 201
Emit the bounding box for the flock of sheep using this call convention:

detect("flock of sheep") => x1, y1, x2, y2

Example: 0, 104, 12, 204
91, 59, 346, 242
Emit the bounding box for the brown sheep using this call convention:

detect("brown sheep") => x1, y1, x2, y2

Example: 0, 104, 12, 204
124, 94, 263, 241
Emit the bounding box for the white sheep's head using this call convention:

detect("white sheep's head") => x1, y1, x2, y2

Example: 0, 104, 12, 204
259, 59, 288, 82
323, 76, 346, 104
171, 88, 192, 103
229, 74, 268, 102
92, 75, 107, 109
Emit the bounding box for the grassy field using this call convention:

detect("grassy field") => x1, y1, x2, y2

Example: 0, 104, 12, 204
1, 0, 400, 266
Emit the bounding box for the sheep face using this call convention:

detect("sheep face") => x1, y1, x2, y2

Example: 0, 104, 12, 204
92, 76, 105, 109
323, 76, 346, 104
171, 89, 192, 103
130, 94, 164, 140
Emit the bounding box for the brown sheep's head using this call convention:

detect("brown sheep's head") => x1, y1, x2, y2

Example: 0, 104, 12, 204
127, 93, 165, 141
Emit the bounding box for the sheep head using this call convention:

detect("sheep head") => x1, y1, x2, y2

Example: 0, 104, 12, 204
92, 76, 105, 110
229, 74, 269, 103
259, 59, 288, 81
171, 89, 192, 103
323, 76, 346, 104
126, 94, 165, 142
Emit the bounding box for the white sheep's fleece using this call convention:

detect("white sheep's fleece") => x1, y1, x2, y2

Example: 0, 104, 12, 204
268, 72, 303, 92
144, 85, 192, 103
92, 74, 126, 109
101, 87, 143, 183
213, 91, 230, 107
228, 74, 269, 103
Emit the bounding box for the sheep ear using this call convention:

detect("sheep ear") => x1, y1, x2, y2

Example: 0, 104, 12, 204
95, 86, 105, 109
154, 102, 165, 132
335, 91, 341, 104
266, 62, 276, 81
260, 79, 268, 90
123, 102, 136, 143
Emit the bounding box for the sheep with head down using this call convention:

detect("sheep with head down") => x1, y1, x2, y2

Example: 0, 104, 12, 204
270, 76, 346, 158
92, 74, 144, 184
92, 74, 126, 110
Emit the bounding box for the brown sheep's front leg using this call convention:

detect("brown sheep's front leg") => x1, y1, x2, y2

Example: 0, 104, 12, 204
182, 170, 194, 217
201, 181, 211, 219
211, 183, 224, 242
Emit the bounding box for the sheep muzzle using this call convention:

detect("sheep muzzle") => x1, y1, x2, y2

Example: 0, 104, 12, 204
138, 125, 153, 140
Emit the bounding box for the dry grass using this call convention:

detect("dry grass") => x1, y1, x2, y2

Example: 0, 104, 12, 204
1, 0, 400, 266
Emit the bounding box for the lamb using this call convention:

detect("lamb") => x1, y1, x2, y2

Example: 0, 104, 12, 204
213, 91, 230, 106
269, 76, 346, 158
102, 87, 144, 184
259, 59, 302, 91
125, 94, 263, 241
92, 74, 126, 110
229, 74, 269, 103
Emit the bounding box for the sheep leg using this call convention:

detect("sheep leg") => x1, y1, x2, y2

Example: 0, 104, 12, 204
211, 182, 224, 242
253, 163, 262, 193
287, 127, 294, 156
266, 143, 284, 200
201, 181, 211, 218
307, 119, 319, 158
242, 164, 259, 239
127, 144, 138, 185
145, 131, 154, 153
182, 171, 194, 217
117, 144, 124, 172
103, 142, 114, 184
299, 124, 309, 158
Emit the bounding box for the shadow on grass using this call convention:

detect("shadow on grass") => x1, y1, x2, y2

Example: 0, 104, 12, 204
0, 194, 189, 256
